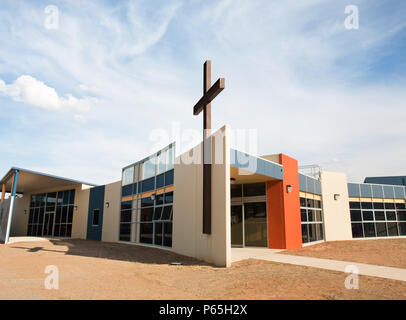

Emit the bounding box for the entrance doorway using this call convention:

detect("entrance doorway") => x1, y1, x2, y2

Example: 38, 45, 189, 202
231, 202, 268, 247
230, 182, 268, 248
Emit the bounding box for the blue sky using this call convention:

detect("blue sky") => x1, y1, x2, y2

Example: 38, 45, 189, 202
0, 0, 405, 184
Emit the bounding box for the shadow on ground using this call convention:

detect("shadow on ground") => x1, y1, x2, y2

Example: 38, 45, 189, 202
10, 239, 212, 267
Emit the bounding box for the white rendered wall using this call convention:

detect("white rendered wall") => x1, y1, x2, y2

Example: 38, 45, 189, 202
320, 171, 353, 241
172, 125, 231, 267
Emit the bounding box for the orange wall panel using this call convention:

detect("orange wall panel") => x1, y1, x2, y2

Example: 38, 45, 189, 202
266, 154, 302, 249
267, 180, 285, 248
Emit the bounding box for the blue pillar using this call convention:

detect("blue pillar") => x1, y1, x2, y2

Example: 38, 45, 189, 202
5, 170, 19, 244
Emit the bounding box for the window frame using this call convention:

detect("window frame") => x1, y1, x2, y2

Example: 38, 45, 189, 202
92, 208, 101, 226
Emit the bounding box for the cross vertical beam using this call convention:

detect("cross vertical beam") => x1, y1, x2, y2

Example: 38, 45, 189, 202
203, 61, 212, 234
193, 60, 225, 235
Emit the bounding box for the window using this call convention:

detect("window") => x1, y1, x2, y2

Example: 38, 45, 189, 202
375, 222, 387, 237
156, 193, 164, 206
157, 151, 166, 175
351, 223, 363, 238
140, 223, 153, 244
27, 190, 75, 238
361, 202, 373, 210
373, 202, 384, 210
231, 184, 242, 198
300, 196, 324, 243
350, 202, 361, 209
243, 183, 266, 197
119, 145, 175, 247
119, 223, 131, 242
120, 210, 132, 223
165, 192, 173, 204
301, 209, 307, 222
92, 209, 100, 226
122, 166, 134, 186
374, 211, 385, 221
362, 211, 374, 221
350, 200, 406, 239
166, 146, 174, 171
350, 210, 362, 221
143, 157, 156, 180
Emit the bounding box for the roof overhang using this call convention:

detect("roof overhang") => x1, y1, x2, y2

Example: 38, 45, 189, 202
0, 167, 98, 194
230, 149, 283, 184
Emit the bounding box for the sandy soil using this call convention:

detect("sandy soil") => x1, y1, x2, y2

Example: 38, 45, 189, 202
281, 239, 406, 269
0, 239, 405, 300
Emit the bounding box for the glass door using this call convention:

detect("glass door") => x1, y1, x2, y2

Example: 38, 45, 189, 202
231, 205, 243, 246
244, 202, 268, 247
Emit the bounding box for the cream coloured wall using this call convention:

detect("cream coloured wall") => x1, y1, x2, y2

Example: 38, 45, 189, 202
320, 171, 353, 241
101, 181, 121, 243
71, 185, 91, 239
172, 125, 231, 267
10, 195, 30, 236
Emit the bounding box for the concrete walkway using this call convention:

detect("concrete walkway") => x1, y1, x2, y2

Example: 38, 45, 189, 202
231, 248, 406, 282
7, 237, 50, 244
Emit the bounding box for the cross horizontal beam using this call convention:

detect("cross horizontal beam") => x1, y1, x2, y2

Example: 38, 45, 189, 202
193, 78, 225, 115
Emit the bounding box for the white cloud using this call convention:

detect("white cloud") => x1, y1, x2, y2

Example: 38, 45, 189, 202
0, 75, 96, 116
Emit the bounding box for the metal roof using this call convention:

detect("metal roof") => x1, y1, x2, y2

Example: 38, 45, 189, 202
0, 167, 98, 194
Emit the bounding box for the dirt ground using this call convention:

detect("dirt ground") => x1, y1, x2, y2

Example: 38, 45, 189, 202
281, 239, 406, 269
0, 239, 405, 300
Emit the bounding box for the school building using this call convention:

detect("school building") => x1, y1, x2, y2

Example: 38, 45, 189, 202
1, 126, 405, 267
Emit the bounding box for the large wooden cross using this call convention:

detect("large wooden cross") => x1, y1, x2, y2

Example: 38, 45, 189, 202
193, 60, 225, 234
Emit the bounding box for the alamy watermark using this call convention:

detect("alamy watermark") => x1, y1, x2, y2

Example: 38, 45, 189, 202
344, 5, 359, 30
344, 264, 359, 290
44, 5, 59, 30
44, 265, 59, 290
148, 123, 260, 174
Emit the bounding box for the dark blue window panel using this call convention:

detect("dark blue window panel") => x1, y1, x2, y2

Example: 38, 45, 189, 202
348, 183, 360, 197
142, 177, 155, 193
87, 185, 105, 241
121, 184, 133, 197
372, 185, 384, 198
156, 173, 165, 189
306, 177, 315, 194
394, 186, 405, 199
165, 169, 174, 186
383, 186, 394, 199
299, 174, 307, 192
360, 184, 372, 198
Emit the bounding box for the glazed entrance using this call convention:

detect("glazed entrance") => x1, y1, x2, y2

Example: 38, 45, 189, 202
230, 183, 268, 247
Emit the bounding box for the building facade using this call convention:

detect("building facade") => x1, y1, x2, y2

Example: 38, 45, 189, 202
1, 125, 405, 267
